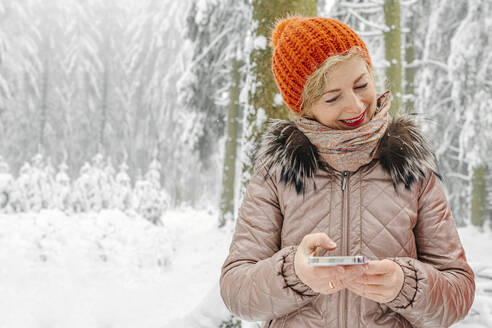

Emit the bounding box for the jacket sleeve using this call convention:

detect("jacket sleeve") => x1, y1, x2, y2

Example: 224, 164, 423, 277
386, 171, 475, 327
219, 166, 319, 321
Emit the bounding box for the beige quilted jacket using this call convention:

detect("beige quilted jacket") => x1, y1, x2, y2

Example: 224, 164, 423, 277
220, 117, 475, 328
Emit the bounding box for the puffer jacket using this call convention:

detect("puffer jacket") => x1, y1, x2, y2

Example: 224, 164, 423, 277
220, 117, 475, 328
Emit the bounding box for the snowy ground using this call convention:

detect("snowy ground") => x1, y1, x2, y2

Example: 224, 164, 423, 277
452, 225, 492, 328
0, 207, 490, 328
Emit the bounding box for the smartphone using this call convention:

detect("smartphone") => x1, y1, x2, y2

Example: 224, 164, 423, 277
307, 255, 367, 267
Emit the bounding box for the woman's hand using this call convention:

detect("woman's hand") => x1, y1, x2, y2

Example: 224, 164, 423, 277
294, 233, 367, 295
346, 259, 404, 303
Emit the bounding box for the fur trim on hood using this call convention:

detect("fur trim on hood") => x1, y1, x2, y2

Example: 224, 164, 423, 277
252, 117, 440, 195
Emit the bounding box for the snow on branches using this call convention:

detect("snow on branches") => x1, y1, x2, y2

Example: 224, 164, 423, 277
0, 154, 170, 226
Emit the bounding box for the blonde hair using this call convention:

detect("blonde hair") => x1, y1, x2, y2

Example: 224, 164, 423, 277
300, 47, 373, 119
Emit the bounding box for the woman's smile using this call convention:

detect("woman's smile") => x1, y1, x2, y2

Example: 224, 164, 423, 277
339, 108, 367, 126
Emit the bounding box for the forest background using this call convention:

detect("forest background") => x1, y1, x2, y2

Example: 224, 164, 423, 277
1, 0, 491, 229
0, 0, 492, 327
0, 1, 491, 326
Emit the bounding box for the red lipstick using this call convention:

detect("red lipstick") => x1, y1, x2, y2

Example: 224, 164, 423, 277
339, 110, 366, 127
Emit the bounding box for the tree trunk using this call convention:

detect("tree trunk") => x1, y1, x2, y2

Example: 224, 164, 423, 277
219, 58, 243, 228
39, 49, 50, 155
383, 0, 403, 116
471, 164, 487, 227
100, 63, 109, 153
241, 0, 317, 193
404, 7, 416, 113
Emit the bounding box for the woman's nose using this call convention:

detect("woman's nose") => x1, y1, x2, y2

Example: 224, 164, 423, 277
343, 92, 364, 115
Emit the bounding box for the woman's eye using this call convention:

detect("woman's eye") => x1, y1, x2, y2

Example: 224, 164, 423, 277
355, 83, 368, 89
325, 96, 338, 103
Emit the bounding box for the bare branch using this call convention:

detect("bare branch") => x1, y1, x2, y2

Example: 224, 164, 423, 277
339, 1, 381, 9
446, 172, 470, 181
429, 97, 453, 114
186, 26, 235, 73
401, 0, 419, 6
347, 9, 389, 32
405, 59, 449, 72
355, 30, 383, 37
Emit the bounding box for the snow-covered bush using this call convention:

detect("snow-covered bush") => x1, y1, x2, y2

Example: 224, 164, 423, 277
0, 154, 171, 224
133, 158, 170, 225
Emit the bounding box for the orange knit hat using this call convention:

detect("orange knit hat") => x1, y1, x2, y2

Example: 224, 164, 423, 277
271, 17, 372, 114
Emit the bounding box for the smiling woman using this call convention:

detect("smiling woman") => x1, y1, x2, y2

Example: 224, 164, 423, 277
220, 16, 475, 328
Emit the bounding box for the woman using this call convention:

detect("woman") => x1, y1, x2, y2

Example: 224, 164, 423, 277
220, 17, 475, 328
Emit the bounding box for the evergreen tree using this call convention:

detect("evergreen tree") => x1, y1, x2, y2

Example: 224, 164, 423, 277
219, 56, 243, 228
182, 0, 233, 169
0, 156, 13, 212
447, 0, 492, 226
217, 0, 250, 228
0, 0, 191, 206
53, 162, 70, 212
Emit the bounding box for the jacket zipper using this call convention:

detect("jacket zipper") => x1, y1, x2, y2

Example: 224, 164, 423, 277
340, 170, 350, 328
341, 171, 348, 192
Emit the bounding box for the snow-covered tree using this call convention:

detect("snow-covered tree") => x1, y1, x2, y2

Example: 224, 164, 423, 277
113, 162, 133, 211
133, 158, 169, 225
0, 0, 194, 207
53, 162, 70, 211
409, 0, 492, 226
447, 0, 492, 227
182, 0, 231, 169
0, 156, 13, 212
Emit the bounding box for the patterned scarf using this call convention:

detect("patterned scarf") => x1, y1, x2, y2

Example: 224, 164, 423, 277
294, 91, 392, 172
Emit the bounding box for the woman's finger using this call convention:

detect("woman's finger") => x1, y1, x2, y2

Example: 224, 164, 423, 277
346, 284, 386, 298
349, 280, 391, 294
302, 233, 337, 255
341, 264, 368, 281
321, 279, 346, 294
313, 266, 346, 280
315, 264, 366, 281
364, 260, 394, 274
355, 273, 387, 285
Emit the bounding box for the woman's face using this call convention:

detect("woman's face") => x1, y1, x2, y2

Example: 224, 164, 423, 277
308, 56, 377, 130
